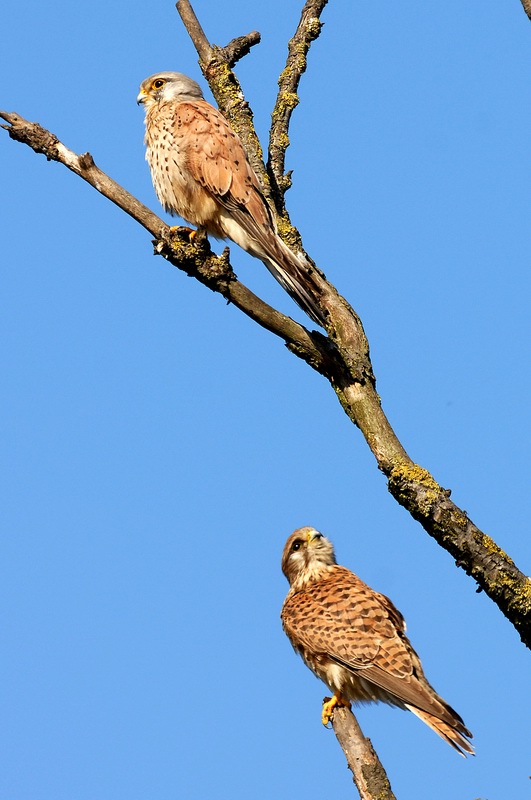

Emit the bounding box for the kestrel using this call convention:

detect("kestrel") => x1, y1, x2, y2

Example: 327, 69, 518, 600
137, 72, 324, 326
281, 527, 474, 756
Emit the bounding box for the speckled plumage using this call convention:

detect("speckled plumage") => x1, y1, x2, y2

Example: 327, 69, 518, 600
281, 527, 474, 755
137, 72, 324, 326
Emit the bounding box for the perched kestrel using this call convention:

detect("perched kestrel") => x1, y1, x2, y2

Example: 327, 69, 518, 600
137, 72, 324, 326
281, 527, 474, 756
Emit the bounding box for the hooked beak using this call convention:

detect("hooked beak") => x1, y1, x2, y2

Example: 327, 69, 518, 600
306, 528, 324, 545
136, 88, 148, 106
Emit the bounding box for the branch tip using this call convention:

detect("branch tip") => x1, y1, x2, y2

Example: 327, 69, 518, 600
219, 31, 261, 68
267, 0, 329, 209
176, 0, 212, 63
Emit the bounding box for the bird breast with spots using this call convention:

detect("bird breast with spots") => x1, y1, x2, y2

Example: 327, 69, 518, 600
144, 101, 221, 233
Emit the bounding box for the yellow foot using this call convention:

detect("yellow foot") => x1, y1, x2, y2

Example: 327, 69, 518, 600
169, 225, 197, 242
321, 694, 351, 726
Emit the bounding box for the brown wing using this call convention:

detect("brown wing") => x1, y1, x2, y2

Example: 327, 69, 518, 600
283, 566, 466, 728
282, 567, 410, 672
174, 100, 271, 226
173, 101, 325, 327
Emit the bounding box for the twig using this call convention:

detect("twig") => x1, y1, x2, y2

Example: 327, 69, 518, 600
268, 0, 329, 208
175, 0, 212, 64
176, 0, 261, 70
219, 31, 261, 68
0, 112, 167, 239
331, 706, 397, 800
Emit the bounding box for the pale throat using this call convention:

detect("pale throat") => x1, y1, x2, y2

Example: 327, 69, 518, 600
291, 559, 335, 592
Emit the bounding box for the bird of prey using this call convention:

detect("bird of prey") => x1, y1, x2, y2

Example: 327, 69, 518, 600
137, 71, 324, 326
281, 527, 474, 756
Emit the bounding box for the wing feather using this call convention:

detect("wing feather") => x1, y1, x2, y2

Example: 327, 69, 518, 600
172, 100, 325, 326
283, 566, 465, 728
175, 101, 264, 210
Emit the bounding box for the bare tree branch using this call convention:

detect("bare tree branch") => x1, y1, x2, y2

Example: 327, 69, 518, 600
268, 0, 329, 208
331, 706, 397, 800
2, 106, 529, 650
2, 6, 530, 655
0, 112, 167, 239
176, 0, 261, 70
172, 4, 531, 648
219, 32, 262, 68
175, 0, 212, 64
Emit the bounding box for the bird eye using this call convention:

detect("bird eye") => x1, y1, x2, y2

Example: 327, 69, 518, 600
291, 540, 302, 552
152, 79, 165, 90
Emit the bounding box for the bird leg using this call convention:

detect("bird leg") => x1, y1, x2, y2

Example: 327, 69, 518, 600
321, 693, 351, 726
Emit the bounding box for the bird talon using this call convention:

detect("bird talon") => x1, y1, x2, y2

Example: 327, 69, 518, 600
321, 694, 349, 726
169, 225, 197, 242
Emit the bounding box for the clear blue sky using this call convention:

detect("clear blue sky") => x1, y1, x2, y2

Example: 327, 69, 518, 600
2, 2, 530, 798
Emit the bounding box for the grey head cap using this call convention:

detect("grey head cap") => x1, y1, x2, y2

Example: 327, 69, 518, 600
137, 72, 204, 104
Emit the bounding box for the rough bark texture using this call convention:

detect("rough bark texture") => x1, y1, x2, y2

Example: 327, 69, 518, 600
267, 0, 329, 210
331, 706, 397, 800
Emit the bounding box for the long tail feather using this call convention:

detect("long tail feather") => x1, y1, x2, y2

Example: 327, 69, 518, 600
405, 704, 474, 757
262, 238, 326, 327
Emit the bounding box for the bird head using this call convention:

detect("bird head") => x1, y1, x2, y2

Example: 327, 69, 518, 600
281, 527, 337, 588
137, 72, 204, 109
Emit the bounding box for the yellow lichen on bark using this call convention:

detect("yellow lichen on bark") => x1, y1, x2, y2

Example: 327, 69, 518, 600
388, 462, 443, 516
472, 529, 515, 564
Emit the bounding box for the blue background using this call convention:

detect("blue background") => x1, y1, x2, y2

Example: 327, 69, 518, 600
2, 2, 530, 798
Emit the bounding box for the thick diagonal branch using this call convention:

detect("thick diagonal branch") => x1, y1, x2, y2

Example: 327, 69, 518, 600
173, 2, 531, 649
0, 110, 328, 371
1, 106, 529, 648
